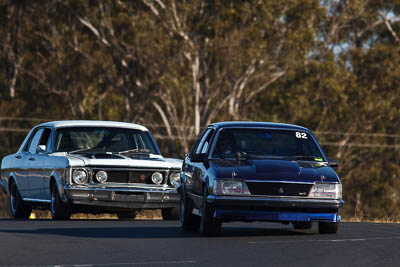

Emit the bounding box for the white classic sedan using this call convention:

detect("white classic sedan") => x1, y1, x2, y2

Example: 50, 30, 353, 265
0, 120, 182, 220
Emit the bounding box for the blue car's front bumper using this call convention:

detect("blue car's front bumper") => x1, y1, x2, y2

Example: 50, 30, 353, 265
208, 195, 344, 223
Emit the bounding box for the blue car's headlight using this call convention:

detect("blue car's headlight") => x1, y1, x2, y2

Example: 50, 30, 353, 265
213, 179, 250, 196
309, 183, 342, 199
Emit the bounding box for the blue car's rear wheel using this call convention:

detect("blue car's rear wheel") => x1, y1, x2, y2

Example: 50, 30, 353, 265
200, 187, 221, 236
318, 222, 339, 234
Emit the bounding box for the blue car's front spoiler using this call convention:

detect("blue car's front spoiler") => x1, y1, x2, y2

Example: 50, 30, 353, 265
214, 209, 340, 222
208, 195, 343, 223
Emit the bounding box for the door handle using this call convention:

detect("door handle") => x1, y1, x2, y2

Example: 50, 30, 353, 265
15, 156, 22, 159
28, 158, 35, 161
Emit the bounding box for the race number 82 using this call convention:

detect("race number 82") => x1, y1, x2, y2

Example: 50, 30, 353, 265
295, 132, 307, 139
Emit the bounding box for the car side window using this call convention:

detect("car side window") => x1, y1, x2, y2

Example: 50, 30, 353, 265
38, 128, 52, 152
188, 128, 207, 156
27, 129, 44, 154
195, 128, 215, 155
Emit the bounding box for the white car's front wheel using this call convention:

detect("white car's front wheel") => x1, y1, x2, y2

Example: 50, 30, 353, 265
117, 211, 138, 220
50, 182, 72, 220
161, 207, 179, 221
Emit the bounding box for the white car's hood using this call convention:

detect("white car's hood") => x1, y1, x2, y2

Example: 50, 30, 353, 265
51, 153, 182, 169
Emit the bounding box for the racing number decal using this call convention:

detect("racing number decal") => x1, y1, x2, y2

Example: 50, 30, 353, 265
295, 132, 308, 139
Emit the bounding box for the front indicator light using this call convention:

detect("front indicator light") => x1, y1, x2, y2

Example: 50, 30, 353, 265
214, 179, 250, 196
309, 183, 342, 199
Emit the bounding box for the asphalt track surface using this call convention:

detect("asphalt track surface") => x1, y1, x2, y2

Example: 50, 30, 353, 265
0, 219, 400, 267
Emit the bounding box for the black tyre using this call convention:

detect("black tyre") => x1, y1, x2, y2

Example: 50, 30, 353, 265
200, 187, 221, 236
50, 182, 72, 220
292, 221, 313, 230
162, 207, 179, 221
117, 210, 138, 220
180, 186, 200, 231
318, 222, 339, 234
9, 181, 32, 219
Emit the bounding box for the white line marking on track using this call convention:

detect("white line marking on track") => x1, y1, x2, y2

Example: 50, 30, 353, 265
248, 236, 400, 244
14, 260, 197, 267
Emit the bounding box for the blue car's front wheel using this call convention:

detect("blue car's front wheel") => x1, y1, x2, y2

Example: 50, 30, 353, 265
180, 185, 200, 231
200, 187, 221, 236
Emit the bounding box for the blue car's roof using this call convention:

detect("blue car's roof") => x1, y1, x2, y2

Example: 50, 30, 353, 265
209, 121, 310, 132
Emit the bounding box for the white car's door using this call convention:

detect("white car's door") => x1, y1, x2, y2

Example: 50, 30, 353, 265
26, 128, 52, 201
11, 150, 31, 198
25, 129, 44, 200
11, 129, 46, 199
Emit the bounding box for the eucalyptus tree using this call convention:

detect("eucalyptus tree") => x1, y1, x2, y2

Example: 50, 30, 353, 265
140, 0, 324, 151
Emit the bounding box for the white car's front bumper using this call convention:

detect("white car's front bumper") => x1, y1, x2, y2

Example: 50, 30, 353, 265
64, 184, 179, 209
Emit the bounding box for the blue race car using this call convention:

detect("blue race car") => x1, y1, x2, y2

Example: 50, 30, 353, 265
179, 121, 344, 236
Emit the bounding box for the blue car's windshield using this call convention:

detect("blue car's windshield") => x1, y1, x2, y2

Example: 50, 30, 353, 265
54, 127, 159, 154
212, 128, 324, 161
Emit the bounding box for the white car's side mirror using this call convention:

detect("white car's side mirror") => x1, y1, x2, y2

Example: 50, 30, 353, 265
37, 145, 46, 153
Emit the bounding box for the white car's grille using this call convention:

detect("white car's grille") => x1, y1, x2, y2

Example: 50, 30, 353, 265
91, 169, 169, 185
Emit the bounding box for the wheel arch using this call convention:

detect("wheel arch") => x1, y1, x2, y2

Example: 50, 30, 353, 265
7, 173, 18, 195
49, 170, 68, 203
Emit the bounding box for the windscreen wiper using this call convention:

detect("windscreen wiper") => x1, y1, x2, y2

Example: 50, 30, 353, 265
119, 148, 152, 155
68, 148, 95, 154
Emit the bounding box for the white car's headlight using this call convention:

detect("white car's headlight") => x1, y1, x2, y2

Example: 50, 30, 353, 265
309, 183, 342, 199
151, 172, 163, 185
214, 179, 250, 196
95, 170, 108, 183
72, 169, 88, 185
169, 172, 181, 188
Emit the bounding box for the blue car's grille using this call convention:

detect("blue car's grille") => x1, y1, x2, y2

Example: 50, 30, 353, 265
246, 182, 313, 197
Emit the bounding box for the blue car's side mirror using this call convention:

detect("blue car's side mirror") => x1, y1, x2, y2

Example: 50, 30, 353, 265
327, 158, 339, 168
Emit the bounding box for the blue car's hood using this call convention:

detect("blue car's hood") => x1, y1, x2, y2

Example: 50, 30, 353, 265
210, 159, 339, 183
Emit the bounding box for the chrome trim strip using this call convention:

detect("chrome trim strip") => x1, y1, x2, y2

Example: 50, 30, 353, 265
22, 198, 51, 203
84, 167, 180, 171
84, 182, 174, 189
1, 167, 65, 173
64, 185, 178, 193
188, 192, 202, 199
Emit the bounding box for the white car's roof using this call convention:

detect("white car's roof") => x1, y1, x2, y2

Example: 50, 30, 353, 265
37, 120, 148, 131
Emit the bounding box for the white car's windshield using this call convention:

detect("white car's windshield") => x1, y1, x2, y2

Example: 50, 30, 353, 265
54, 127, 159, 154
212, 128, 324, 161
